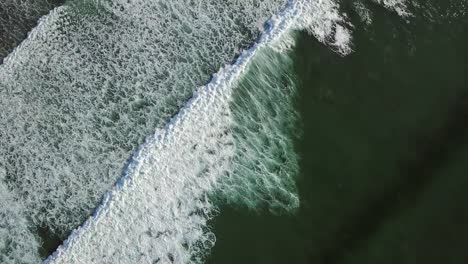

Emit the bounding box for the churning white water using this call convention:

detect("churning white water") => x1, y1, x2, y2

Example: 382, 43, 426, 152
42, 1, 353, 263
0, 0, 286, 240
0, 0, 414, 263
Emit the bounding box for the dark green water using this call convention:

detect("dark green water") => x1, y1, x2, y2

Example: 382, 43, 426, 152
3, 1, 467, 262
0, 0, 65, 62
208, 2, 468, 264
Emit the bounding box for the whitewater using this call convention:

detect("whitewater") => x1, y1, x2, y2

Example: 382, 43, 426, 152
1, 1, 289, 261
0, 0, 413, 263
40, 0, 353, 263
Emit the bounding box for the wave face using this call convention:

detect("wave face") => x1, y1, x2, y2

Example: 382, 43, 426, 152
0, 0, 286, 240
1, 0, 424, 262
42, 0, 353, 263
46, 48, 302, 264
217, 47, 301, 213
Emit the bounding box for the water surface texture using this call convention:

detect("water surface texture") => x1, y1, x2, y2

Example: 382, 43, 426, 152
1, 0, 467, 263
0, 0, 65, 62
209, 1, 468, 263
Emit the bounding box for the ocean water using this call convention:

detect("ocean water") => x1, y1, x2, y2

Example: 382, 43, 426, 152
1, 0, 287, 261
1, 0, 467, 263
209, 1, 468, 263
0, 0, 65, 61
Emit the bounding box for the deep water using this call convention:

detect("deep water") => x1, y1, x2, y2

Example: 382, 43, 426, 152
208, 2, 468, 264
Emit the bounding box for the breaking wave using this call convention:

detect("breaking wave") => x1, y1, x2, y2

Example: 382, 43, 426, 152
216, 47, 301, 213
0, 0, 286, 236
0, 0, 426, 262
42, 0, 352, 263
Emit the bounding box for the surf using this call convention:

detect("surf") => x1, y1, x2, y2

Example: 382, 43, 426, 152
0, 0, 285, 242
43, 0, 353, 263
0, 0, 416, 262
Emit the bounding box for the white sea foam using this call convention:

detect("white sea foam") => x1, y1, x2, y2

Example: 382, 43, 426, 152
1, 0, 456, 262
43, 0, 353, 263
270, 0, 353, 55
354, 1, 373, 25
0, 0, 286, 238
350, 0, 411, 25
0, 0, 60, 58
0, 180, 41, 264
372, 0, 411, 17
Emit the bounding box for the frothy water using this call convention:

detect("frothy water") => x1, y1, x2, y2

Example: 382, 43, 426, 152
0, 0, 285, 237
371, 0, 410, 17
0, 0, 64, 61
0, 0, 422, 262
354, 1, 373, 25
42, 0, 352, 263
0, 181, 41, 263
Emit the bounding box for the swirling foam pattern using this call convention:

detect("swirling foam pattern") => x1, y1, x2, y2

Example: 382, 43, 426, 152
0, 0, 285, 261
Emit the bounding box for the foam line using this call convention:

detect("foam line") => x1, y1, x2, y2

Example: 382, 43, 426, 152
43, 0, 353, 263
43, 1, 301, 263
1, 6, 68, 69
0, 0, 286, 237
0, 0, 65, 61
